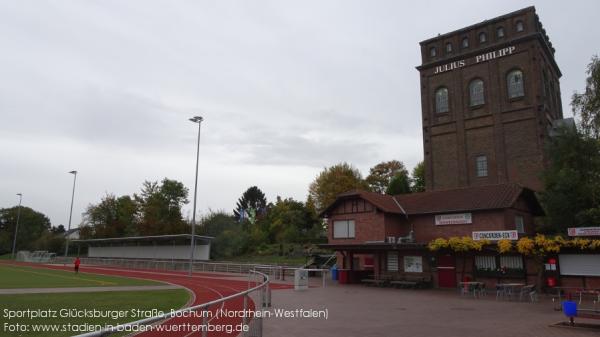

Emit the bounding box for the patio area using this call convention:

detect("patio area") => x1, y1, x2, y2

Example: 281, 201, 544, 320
264, 281, 600, 337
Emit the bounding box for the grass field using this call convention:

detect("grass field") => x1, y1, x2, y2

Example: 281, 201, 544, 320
0, 264, 161, 288
0, 289, 190, 337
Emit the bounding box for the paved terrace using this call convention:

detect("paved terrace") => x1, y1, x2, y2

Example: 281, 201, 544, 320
264, 282, 600, 337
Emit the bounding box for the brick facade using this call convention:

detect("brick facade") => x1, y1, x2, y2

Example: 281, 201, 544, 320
418, 6, 563, 192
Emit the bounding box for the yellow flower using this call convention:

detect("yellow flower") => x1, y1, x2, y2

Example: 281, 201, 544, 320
497, 239, 512, 253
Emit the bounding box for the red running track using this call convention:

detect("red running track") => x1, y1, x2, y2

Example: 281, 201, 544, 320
2, 261, 291, 337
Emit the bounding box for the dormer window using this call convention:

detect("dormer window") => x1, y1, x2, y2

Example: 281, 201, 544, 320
430, 47, 437, 57
462, 37, 469, 48
479, 32, 487, 43
497, 27, 505, 38
516, 21, 524, 32
445, 42, 453, 54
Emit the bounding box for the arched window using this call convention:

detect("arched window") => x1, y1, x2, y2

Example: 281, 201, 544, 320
435, 87, 449, 113
497, 27, 505, 38
516, 21, 524, 32
430, 47, 437, 57
469, 79, 485, 106
507, 69, 525, 98
446, 42, 452, 53
479, 32, 487, 43
462, 37, 469, 48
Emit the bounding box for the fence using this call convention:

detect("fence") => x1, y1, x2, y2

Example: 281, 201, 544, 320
51, 257, 328, 283
73, 270, 271, 337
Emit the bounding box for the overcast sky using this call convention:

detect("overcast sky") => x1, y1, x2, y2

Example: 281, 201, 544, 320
1, 0, 599, 228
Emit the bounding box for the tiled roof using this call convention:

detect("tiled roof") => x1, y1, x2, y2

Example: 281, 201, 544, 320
322, 183, 544, 216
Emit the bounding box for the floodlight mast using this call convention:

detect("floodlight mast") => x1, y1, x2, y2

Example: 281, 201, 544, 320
189, 116, 203, 276
64, 170, 77, 257
11, 193, 23, 259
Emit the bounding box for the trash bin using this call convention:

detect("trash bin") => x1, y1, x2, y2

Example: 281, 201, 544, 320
331, 266, 338, 281
338, 269, 348, 284
562, 301, 577, 318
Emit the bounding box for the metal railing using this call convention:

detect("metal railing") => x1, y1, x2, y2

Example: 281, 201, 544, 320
73, 270, 271, 337
51, 257, 330, 287
52, 257, 303, 280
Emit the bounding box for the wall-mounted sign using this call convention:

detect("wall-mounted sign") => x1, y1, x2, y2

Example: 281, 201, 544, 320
435, 213, 472, 225
472, 230, 518, 241
433, 46, 516, 75
404, 256, 423, 273
567, 227, 600, 237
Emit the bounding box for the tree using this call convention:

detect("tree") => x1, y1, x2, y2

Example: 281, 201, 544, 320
411, 161, 426, 192
199, 211, 249, 258
83, 194, 138, 238
308, 162, 368, 211
263, 197, 320, 243
366, 160, 409, 193
233, 186, 267, 223
539, 126, 600, 233
136, 178, 189, 235
386, 172, 411, 195
572, 55, 600, 139
0, 206, 51, 254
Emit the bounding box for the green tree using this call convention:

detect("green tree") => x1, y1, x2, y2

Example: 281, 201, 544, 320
199, 211, 249, 258
233, 186, 267, 223
572, 55, 600, 138
540, 126, 600, 233
0, 206, 51, 254
411, 161, 426, 192
308, 162, 368, 212
366, 160, 409, 193
83, 194, 138, 238
136, 178, 189, 235
386, 172, 411, 195
264, 197, 320, 243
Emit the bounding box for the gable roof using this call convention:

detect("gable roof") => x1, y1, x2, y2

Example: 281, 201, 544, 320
321, 183, 544, 217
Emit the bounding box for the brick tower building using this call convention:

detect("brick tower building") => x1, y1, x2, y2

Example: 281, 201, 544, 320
417, 6, 563, 192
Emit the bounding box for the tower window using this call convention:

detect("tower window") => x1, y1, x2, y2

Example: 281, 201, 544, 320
497, 27, 505, 38
507, 69, 525, 98
446, 42, 453, 53
462, 37, 469, 48
476, 155, 488, 177
516, 21, 524, 32
479, 32, 487, 43
435, 87, 449, 113
430, 47, 437, 57
469, 79, 485, 106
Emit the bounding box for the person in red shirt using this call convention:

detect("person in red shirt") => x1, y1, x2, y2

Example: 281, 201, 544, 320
74, 257, 81, 274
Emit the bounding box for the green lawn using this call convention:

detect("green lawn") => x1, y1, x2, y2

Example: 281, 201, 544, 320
0, 264, 161, 288
0, 289, 190, 337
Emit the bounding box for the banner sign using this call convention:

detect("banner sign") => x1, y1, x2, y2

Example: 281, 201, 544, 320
472, 230, 518, 241
435, 213, 472, 225
567, 227, 600, 237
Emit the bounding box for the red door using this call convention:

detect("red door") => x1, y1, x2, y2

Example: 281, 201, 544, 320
437, 255, 457, 288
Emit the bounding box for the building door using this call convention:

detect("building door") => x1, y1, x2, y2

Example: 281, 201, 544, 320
437, 255, 456, 288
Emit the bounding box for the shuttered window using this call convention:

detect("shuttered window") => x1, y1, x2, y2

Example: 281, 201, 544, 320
559, 254, 600, 276
475, 256, 496, 270
387, 251, 399, 271
500, 256, 523, 269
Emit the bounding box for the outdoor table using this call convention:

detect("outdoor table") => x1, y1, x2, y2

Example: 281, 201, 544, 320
496, 283, 525, 301
459, 281, 484, 297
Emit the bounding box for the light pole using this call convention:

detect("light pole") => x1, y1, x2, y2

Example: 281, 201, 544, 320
64, 170, 77, 257
11, 193, 23, 259
188, 116, 203, 277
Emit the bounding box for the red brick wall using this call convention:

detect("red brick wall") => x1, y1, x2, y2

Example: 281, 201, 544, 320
412, 210, 507, 243
327, 205, 385, 244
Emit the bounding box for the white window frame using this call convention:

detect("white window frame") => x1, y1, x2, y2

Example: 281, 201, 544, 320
515, 215, 525, 233
476, 155, 488, 177
387, 251, 399, 272
507, 70, 525, 99
469, 79, 485, 106
333, 220, 355, 239
435, 87, 449, 113
404, 256, 423, 273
